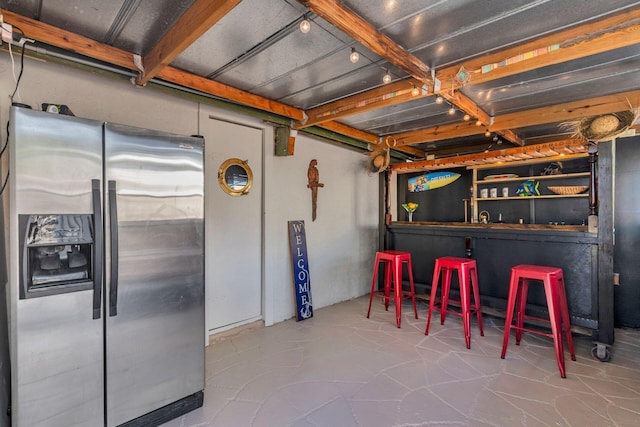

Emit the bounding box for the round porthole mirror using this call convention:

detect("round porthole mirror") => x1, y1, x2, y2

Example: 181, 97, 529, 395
218, 158, 253, 196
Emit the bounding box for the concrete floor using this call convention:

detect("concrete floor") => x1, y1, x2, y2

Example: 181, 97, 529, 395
164, 296, 640, 426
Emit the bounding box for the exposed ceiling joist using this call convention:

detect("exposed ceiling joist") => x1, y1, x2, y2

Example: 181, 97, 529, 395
297, 0, 432, 84
296, 79, 424, 128
391, 140, 588, 173
436, 8, 640, 86
302, 8, 640, 142
493, 90, 640, 130
317, 121, 425, 158
136, 0, 242, 86
1, 8, 305, 122
392, 89, 640, 147
1, 9, 135, 70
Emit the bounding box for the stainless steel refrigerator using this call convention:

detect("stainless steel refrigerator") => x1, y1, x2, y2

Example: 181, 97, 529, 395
6, 106, 204, 427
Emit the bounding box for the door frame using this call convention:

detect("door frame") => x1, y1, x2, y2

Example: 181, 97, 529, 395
201, 111, 266, 340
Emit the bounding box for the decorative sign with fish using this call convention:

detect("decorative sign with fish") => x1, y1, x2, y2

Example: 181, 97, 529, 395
408, 171, 461, 192
516, 179, 540, 196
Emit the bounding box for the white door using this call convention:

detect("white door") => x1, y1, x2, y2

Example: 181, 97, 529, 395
201, 115, 263, 334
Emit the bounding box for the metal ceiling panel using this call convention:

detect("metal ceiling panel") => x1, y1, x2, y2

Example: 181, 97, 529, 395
36, 0, 124, 44
344, 0, 640, 68
0, 0, 40, 19
214, 23, 346, 93
171, 0, 304, 77
110, 0, 195, 54
464, 46, 640, 115
340, 97, 449, 133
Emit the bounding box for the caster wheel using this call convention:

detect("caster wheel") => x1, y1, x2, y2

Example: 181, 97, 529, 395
591, 344, 611, 362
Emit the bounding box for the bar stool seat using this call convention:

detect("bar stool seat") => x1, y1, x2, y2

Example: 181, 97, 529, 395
501, 264, 576, 378
425, 256, 484, 349
366, 250, 418, 328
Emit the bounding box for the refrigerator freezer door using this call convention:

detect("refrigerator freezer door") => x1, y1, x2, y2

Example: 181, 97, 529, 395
104, 124, 204, 426
10, 108, 104, 427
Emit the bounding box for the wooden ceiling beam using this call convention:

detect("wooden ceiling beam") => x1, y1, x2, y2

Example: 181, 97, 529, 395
1, 9, 135, 70
318, 122, 425, 158
296, 79, 425, 128
137, 0, 242, 86
441, 90, 492, 126
157, 67, 306, 121
391, 140, 588, 174
391, 89, 640, 146
1, 9, 305, 121
492, 89, 640, 130
303, 8, 640, 147
297, 0, 432, 84
436, 8, 640, 87
297, 0, 489, 147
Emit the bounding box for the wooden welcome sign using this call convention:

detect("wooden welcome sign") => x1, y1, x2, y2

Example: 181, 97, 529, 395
288, 220, 313, 321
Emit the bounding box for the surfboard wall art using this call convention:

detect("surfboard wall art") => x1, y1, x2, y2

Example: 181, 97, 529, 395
408, 171, 461, 192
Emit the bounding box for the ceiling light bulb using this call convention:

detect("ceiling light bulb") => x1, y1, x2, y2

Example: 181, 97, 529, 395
383, 70, 392, 84
476, 120, 482, 126
349, 48, 360, 63
448, 107, 456, 115
299, 18, 311, 33
463, 114, 471, 121
435, 95, 444, 104
411, 85, 420, 96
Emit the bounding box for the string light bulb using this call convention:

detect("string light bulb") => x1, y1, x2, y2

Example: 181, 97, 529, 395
383, 69, 392, 84
299, 15, 311, 33
411, 85, 420, 96
485, 130, 492, 137
435, 95, 444, 104
463, 113, 471, 121
349, 47, 360, 63
476, 119, 482, 126
448, 106, 456, 115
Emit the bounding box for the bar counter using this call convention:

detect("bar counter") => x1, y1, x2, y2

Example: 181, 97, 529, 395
386, 221, 600, 332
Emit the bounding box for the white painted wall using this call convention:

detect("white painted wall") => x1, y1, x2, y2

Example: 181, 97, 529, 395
0, 53, 379, 327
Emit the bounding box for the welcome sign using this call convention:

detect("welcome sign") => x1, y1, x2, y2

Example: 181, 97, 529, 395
288, 220, 313, 321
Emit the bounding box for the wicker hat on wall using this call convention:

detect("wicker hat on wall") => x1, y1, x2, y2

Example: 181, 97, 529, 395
564, 110, 638, 142
366, 136, 396, 173
367, 148, 390, 173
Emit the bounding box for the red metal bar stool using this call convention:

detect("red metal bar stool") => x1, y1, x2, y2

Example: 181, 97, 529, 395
366, 250, 418, 328
501, 264, 576, 378
425, 256, 484, 349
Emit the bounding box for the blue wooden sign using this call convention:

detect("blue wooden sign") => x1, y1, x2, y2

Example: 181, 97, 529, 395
288, 220, 313, 321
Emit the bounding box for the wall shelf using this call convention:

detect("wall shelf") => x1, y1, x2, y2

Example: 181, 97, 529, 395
470, 161, 590, 223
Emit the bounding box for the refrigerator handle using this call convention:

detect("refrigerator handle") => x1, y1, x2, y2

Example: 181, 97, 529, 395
109, 180, 119, 317
92, 179, 103, 320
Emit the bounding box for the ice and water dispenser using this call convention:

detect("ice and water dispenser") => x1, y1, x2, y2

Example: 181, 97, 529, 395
19, 214, 95, 299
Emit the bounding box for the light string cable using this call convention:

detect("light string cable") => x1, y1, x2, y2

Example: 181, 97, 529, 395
2, 25, 28, 195
9, 25, 28, 103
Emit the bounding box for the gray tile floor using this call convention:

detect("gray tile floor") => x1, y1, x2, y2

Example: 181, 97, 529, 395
164, 296, 640, 426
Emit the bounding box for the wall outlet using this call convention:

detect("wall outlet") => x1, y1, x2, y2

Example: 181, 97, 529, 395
1, 22, 12, 44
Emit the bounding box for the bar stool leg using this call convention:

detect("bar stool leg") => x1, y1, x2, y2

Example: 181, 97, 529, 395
557, 275, 576, 361
425, 259, 442, 335
515, 278, 529, 345
470, 265, 484, 336
543, 278, 566, 378
406, 259, 418, 319
440, 267, 453, 325
366, 256, 380, 319
501, 269, 519, 359
459, 264, 472, 349
393, 256, 403, 328
383, 260, 392, 311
